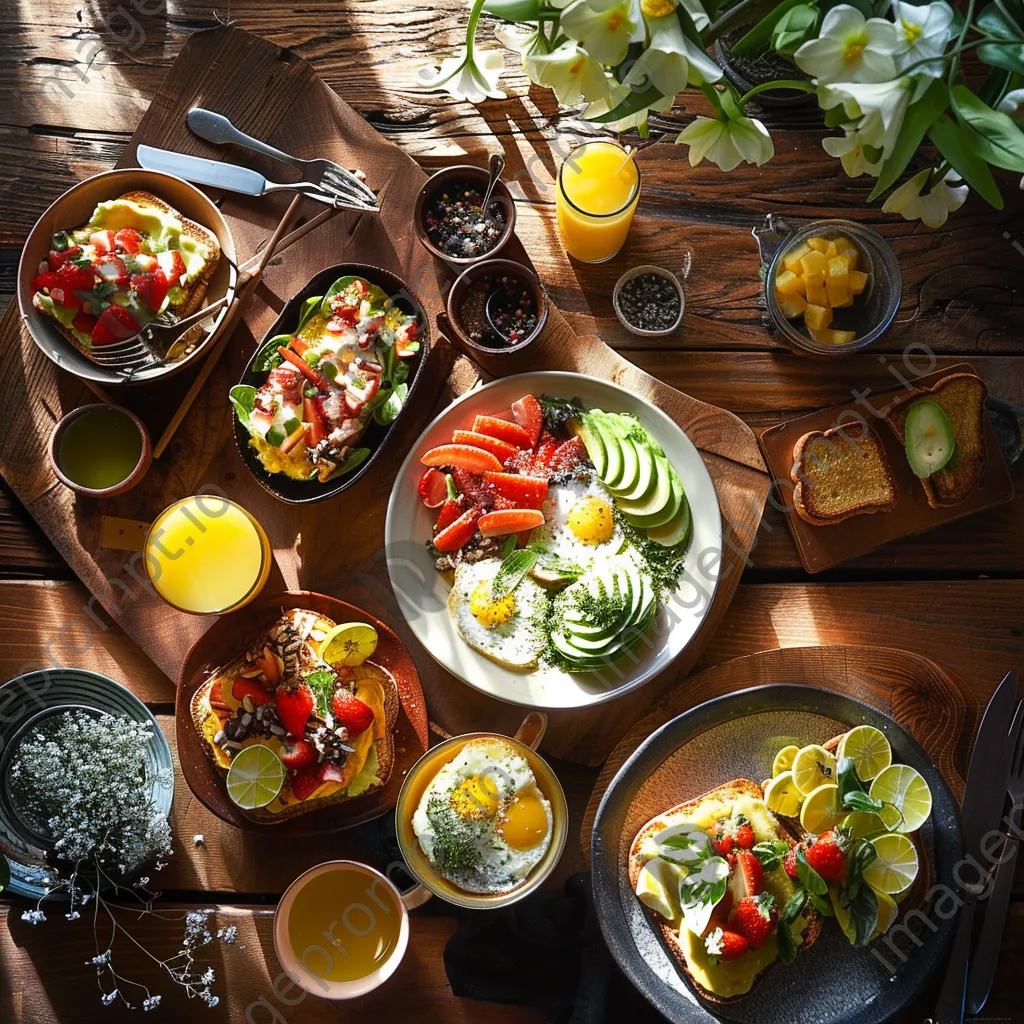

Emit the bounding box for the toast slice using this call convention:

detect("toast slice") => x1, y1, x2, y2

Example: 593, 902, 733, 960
791, 421, 898, 526
628, 779, 821, 1004
886, 372, 988, 508
190, 608, 398, 823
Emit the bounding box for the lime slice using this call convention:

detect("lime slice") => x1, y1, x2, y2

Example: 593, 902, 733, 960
321, 621, 378, 667
869, 765, 933, 832
226, 745, 285, 810
764, 771, 803, 817
829, 883, 857, 944
635, 858, 681, 921
792, 744, 838, 796
837, 726, 892, 782
841, 811, 887, 840
772, 744, 800, 777
799, 782, 843, 834
863, 832, 918, 894
871, 888, 899, 938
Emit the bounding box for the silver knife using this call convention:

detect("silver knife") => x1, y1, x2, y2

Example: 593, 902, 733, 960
965, 679, 1022, 1014
933, 670, 1019, 1024
136, 145, 339, 208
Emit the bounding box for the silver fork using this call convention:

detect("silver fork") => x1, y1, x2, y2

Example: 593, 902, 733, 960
187, 108, 379, 211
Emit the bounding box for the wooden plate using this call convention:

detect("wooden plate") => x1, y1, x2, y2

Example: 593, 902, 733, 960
176, 589, 429, 836
758, 361, 1014, 573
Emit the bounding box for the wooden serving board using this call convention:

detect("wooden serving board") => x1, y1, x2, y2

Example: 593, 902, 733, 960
581, 644, 971, 859
758, 361, 1015, 573
0, 26, 768, 766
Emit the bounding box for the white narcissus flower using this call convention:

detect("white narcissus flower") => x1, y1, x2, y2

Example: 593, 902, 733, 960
823, 128, 884, 177
560, 0, 644, 66
625, 11, 722, 97
676, 115, 774, 171
640, 0, 711, 30
795, 4, 899, 84
525, 41, 613, 105
818, 77, 911, 159
998, 88, 1024, 124
891, 0, 954, 77
418, 48, 507, 103
495, 23, 546, 61
882, 168, 969, 228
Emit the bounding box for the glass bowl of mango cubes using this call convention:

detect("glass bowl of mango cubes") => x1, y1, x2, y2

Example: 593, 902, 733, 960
766, 219, 901, 356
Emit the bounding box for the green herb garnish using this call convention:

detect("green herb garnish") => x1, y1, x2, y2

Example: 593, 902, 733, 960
303, 667, 338, 719
492, 548, 540, 599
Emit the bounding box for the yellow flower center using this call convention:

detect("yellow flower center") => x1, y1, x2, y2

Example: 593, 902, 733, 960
569, 57, 586, 77
641, 0, 676, 17
606, 9, 625, 32
902, 20, 923, 44
844, 38, 866, 62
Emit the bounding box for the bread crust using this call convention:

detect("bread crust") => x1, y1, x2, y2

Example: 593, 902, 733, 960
628, 779, 822, 1005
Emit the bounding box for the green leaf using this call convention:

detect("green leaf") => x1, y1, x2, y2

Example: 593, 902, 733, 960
776, 922, 798, 963
372, 381, 409, 425
587, 84, 663, 124
492, 548, 541, 598
928, 114, 1005, 209
824, 105, 851, 128
321, 275, 388, 318
844, 790, 885, 813
674, 2, 706, 48
771, 4, 819, 56
808, 889, 834, 916
328, 447, 371, 480
303, 667, 337, 718
297, 295, 324, 331
868, 78, 949, 202
979, 67, 1012, 109
228, 384, 261, 439
731, 0, 807, 57
752, 840, 791, 871
795, 848, 827, 895
482, 0, 543, 20
848, 884, 879, 945
253, 332, 292, 372
951, 85, 1024, 172
977, 3, 1024, 74
780, 888, 807, 925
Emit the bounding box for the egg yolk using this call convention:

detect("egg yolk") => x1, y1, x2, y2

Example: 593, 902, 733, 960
470, 581, 516, 628
450, 774, 501, 819
497, 790, 548, 850
567, 496, 614, 545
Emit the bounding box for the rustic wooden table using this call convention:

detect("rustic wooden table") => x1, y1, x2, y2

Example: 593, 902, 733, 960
1, 4, 1022, 1022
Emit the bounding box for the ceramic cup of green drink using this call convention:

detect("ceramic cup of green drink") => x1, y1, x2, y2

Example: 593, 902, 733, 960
48, 404, 151, 497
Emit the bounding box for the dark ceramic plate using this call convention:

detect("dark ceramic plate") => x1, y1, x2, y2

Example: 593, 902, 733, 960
591, 685, 961, 1024
232, 263, 429, 504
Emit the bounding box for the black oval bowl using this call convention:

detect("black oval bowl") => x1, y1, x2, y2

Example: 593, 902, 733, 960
233, 263, 429, 505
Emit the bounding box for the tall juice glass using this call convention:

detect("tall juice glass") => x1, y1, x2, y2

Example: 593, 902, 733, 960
556, 141, 640, 263
144, 494, 272, 614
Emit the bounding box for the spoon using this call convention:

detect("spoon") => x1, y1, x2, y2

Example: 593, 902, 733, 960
485, 288, 511, 341
480, 152, 505, 217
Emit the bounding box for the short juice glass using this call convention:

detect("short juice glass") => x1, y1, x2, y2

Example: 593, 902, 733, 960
144, 494, 272, 614
556, 140, 640, 263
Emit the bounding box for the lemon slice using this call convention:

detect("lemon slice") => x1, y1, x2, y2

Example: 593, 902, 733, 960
869, 764, 933, 832
837, 726, 892, 782
792, 744, 838, 796
772, 744, 800, 777
799, 782, 843, 834
635, 858, 681, 921
871, 888, 899, 938
764, 771, 803, 817
841, 811, 887, 840
321, 621, 378, 667
863, 832, 919, 894
226, 745, 285, 810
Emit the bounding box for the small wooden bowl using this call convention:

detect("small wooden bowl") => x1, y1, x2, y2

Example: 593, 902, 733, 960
48, 403, 152, 497
413, 164, 516, 268
438, 258, 548, 366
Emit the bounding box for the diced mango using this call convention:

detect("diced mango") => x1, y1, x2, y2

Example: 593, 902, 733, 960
812, 327, 857, 345
806, 278, 829, 307
830, 329, 857, 345
806, 237, 830, 253
832, 236, 852, 254
783, 242, 811, 274
825, 278, 849, 308
839, 245, 860, 271
848, 269, 868, 295
777, 292, 807, 319
800, 249, 828, 277
825, 241, 838, 259
827, 255, 849, 283
775, 269, 806, 297
804, 304, 833, 332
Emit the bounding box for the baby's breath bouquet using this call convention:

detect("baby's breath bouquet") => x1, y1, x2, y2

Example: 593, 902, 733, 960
8, 710, 232, 1012
420, 0, 1024, 227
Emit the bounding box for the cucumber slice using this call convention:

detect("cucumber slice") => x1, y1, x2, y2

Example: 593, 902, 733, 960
905, 401, 956, 478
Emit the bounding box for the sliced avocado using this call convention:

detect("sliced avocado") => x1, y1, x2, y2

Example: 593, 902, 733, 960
530, 563, 577, 588
905, 401, 956, 478
593, 412, 624, 488
617, 454, 678, 527
610, 430, 656, 502
574, 415, 606, 477
647, 493, 692, 548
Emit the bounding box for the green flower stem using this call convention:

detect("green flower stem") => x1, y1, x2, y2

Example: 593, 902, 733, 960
897, 36, 1023, 78
706, 0, 782, 45
947, 0, 976, 87
465, 0, 489, 60
701, 81, 726, 118
738, 78, 817, 105
927, 160, 952, 190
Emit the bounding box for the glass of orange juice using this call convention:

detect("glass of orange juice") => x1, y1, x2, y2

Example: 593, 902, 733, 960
144, 493, 272, 615
556, 140, 641, 263
274, 861, 420, 999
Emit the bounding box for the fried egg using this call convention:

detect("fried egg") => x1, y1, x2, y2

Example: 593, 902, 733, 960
448, 559, 548, 669
411, 737, 553, 894
533, 475, 625, 572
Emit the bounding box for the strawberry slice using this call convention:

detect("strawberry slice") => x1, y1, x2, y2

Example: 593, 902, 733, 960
304, 396, 328, 447
451, 430, 519, 464
478, 508, 545, 537
551, 436, 587, 472
472, 415, 533, 449
484, 472, 548, 509
433, 506, 483, 552
89, 229, 115, 254
131, 270, 170, 313
435, 498, 465, 533
421, 444, 503, 473
72, 310, 97, 336
319, 762, 346, 784
47, 245, 81, 271
331, 690, 374, 735
291, 767, 322, 801
418, 467, 448, 508
31, 271, 59, 293
157, 249, 187, 284
276, 683, 314, 738
511, 395, 543, 445
280, 738, 317, 771
113, 227, 142, 254
451, 467, 490, 505
730, 849, 764, 904
91, 306, 139, 345
231, 677, 274, 707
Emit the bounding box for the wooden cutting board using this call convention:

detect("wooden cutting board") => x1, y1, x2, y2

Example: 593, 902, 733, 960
0, 26, 768, 765
581, 644, 970, 856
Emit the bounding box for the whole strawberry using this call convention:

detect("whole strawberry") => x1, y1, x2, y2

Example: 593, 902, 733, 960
290, 766, 321, 802
276, 682, 314, 738
705, 927, 749, 964
734, 892, 778, 949
806, 829, 847, 881
332, 689, 375, 736
733, 822, 755, 849
280, 737, 317, 771
711, 830, 734, 856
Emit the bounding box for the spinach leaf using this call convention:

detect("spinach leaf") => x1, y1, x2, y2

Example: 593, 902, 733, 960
320, 275, 388, 319
252, 333, 292, 372
297, 295, 324, 332
327, 447, 371, 480
228, 385, 262, 439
